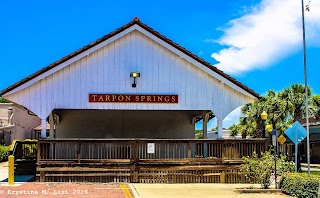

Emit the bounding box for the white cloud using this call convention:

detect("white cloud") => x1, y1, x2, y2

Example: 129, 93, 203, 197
211, 0, 320, 74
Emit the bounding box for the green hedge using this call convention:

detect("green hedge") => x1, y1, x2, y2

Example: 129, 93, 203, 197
280, 173, 320, 198
0, 145, 9, 162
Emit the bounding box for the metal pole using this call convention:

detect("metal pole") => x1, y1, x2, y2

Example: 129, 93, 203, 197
262, 120, 266, 138
295, 124, 298, 172
301, 0, 310, 176
272, 130, 277, 189
275, 144, 277, 189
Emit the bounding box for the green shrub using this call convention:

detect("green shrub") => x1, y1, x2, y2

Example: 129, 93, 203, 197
0, 145, 9, 162
280, 173, 320, 198
240, 151, 294, 189
22, 143, 37, 158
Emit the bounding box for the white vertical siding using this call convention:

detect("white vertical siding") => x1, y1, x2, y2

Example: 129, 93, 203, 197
4, 30, 255, 119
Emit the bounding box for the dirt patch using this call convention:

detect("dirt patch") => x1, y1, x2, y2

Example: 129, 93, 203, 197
0, 182, 133, 198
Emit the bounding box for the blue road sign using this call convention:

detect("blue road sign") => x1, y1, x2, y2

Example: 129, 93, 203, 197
285, 121, 307, 145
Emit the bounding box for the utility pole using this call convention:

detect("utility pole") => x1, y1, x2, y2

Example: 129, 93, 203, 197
301, 0, 310, 176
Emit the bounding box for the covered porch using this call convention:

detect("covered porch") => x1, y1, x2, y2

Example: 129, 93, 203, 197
43, 109, 216, 139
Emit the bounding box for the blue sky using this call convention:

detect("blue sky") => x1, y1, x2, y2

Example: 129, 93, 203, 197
0, 0, 319, 130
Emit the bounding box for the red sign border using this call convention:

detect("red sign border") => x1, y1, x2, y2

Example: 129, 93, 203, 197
89, 94, 178, 104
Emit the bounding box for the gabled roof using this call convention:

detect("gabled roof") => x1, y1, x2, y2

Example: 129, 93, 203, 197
1, 17, 259, 98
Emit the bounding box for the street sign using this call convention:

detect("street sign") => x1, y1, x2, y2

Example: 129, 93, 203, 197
284, 121, 307, 173
284, 121, 307, 145
278, 134, 286, 145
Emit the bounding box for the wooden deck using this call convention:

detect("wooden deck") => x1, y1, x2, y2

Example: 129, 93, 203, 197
37, 138, 268, 183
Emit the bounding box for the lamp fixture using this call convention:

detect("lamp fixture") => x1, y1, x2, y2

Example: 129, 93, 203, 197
260, 111, 268, 121
260, 111, 268, 138
130, 72, 140, 88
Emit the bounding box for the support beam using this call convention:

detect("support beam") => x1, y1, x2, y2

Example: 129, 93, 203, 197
49, 113, 54, 138
217, 119, 223, 138
202, 111, 209, 158
202, 111, 209, 139
41, 119, 47, 138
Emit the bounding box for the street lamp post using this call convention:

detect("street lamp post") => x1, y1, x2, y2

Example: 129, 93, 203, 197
272, 129, 277, 189
260, 111, 268, 138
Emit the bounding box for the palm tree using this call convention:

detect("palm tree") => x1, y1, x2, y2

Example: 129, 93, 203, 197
265, 90, 291, 133
238, 112, 258, 138
280, 84, 312, 122
311, 95, 320, 119
235, 84, 318, 139
240, 97, 267, 138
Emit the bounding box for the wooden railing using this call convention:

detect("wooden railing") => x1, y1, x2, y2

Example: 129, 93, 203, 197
9, 139, 38, 160
36, 138, 268, 183
37, 138, 268, 165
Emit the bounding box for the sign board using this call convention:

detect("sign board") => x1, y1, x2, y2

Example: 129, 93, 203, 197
277, 134, 286, 145
284, 121, 307, 145
89, 94, 178, 103
147, 143, 155, 154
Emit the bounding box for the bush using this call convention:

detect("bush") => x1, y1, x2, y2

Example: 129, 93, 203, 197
240, 151, 294, 189
22, 143, 37, 158
280, 173, 320, 198
0, 145, 9, 162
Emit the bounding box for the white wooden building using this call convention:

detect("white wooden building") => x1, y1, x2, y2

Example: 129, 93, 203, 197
1, 17, 258, 139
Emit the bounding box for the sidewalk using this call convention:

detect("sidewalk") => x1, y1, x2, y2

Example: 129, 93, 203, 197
0, 161, 8, 182
0, 161, 33, 183
129, 183, 291, 198
301, 163, 320, 168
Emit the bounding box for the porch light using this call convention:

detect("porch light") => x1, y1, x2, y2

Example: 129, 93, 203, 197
130, 72, 140, 88
260, 111, 268, 121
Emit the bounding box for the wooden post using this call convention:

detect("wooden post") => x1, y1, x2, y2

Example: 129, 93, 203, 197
187, 142, 191, 163
221, 171, 225, 183
222, 140, 225, 163
77, 142, 81, 164
49, 113, 54, 138
132, 140, 139, 183
133, 171, 139, 183
133, 140, 139, 163
37, 140, 41, 163
202, 111, 208, 158
40, 171, 45, 182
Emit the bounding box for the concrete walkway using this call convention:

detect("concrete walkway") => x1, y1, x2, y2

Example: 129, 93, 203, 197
301, 163, 320, 172
129, 184, 291, 198
0, 161, 33, 183
0, 161, 8, 181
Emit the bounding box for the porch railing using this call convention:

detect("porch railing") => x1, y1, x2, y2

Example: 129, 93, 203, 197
37, 138, 268, 165
9, 139, 38, 160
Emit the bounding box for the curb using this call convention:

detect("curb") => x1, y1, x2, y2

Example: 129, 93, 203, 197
235, 189, 282, 193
